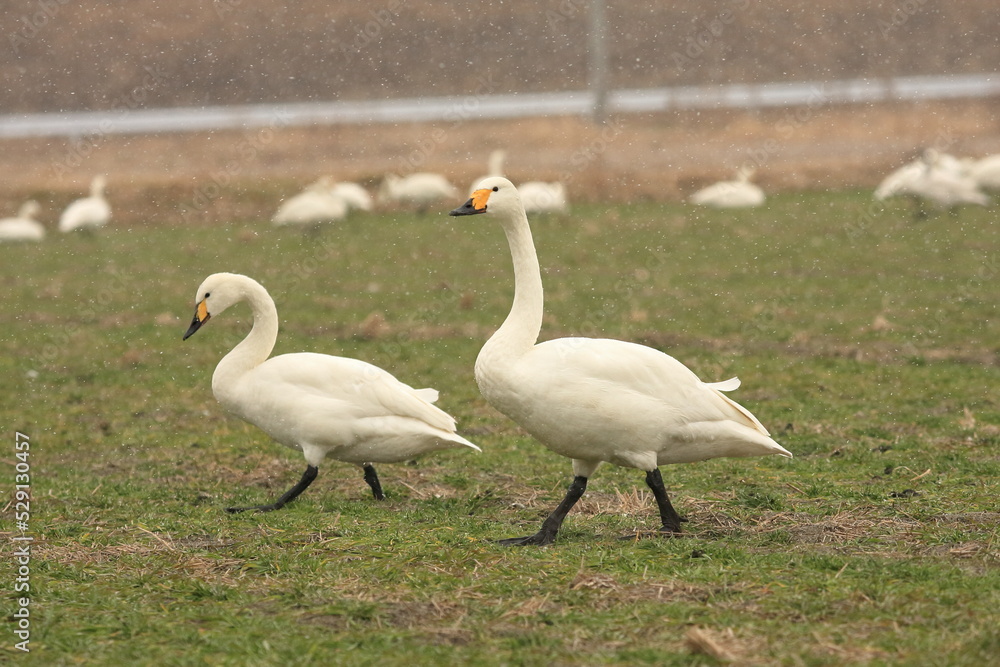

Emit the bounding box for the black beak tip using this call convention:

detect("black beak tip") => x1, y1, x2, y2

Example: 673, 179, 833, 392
449, 199, 485, 216
183, 316, 204, 340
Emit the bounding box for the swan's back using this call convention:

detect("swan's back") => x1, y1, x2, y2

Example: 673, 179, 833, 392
0, 201, 45, 242
690, 180, 765, 208
380, 173, 459, 205
0, 219, 45, 242
518, 181, 568, 214
273, 190, 349, 226
330, 182, 374, 211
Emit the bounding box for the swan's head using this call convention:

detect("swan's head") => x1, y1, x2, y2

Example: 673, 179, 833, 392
183, 272, 257, 340
449, 176, 522, 218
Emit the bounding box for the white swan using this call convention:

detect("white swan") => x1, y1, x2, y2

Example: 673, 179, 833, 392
689, 166, 765, 208
968, 153, 1000, 191
183, 272, 480, 512
58, 175, 111, 232
450, 177, 790, 545
518, 181, 569, 215
378, 173, 460, 212
273, 178, 349, 228
874, 160, 926, 201
0, 201, 45, 242
877, 150, 989, 211
470, 149, 507, 192
329, 181, 374, 212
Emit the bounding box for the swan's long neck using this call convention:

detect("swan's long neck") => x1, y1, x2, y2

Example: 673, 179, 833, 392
479, 208, 544, 368
212, 283, 278, 397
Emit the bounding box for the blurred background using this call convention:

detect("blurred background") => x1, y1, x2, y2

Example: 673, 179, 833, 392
1, 0, 998, 221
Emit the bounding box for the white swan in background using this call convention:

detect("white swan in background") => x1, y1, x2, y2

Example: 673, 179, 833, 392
874, 160, 927, 200
689, 166, 765, 208
273, 177, 349, 229
518, 181, 569, 215
378, 173, 460, 212
470, 149, 507, 192
0, 201, 45, 242
969, 153, 1000, 191
58, 175, 111, 232
450, 177, 790, 545
183, 272, 480, 513
876, 149, 989, 211
329, 181, 374, 212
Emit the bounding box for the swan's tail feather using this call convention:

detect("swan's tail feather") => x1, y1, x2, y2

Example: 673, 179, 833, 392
414, 388, 440, 403
706, 377, 741, 392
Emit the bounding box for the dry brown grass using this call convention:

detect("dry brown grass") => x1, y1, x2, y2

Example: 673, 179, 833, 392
2, 98, 999, 227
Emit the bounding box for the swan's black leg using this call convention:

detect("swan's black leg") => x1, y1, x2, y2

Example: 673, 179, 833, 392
363, 464, 385, 500
644, 468, 684, 533
226, 465, 319, 514
498, 476, 588, 546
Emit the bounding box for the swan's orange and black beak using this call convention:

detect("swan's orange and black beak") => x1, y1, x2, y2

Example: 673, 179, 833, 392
449, 188, 491, 216
183, 299, 211, 340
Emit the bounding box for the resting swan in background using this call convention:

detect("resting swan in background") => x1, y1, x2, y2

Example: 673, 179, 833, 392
378, 172, 460, 212
518, 180, 569, 215
0, 201, 45, 242
273, 177, 349, 229
450, 177, 790, 546
689, 166, 765, 208
183, 272, 480, 513
58, 175, 111, 232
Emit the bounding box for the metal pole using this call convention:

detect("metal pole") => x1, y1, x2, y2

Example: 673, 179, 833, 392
588, 0, 609, 124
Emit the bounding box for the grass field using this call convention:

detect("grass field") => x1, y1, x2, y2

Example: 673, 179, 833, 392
2, 190, 998, 665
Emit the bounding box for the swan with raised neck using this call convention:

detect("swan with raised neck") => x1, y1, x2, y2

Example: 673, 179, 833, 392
450, 177, 790, 546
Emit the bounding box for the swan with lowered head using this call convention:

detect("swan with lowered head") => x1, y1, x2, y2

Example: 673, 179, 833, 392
0, 201, 45, 242
273, 177, 349, 229
450, 177, 790, 545
58, 175, 111, 232
689, 166, 765, 208
518, 181, 569, 215
378, 172, 460, 212
329, 181, 374, 212
183, 272, 480, 513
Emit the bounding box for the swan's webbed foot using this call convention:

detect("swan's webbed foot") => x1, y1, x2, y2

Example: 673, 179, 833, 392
224, 465, 318, 514
496, 529, 558, 547
496, 475, 588, 547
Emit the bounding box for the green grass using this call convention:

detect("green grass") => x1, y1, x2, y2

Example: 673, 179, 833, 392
2, 190, 998, 665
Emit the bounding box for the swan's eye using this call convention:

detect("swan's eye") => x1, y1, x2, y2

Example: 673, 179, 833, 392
492, 186, 499, 192
204, 292, 211, 299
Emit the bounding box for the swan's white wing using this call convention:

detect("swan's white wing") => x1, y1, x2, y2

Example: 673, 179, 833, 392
516, 339, 747, 424
248, 353, 457, 433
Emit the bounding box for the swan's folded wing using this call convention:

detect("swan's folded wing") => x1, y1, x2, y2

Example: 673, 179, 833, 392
250, 354, 457, 433
364, 377, 458, 433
